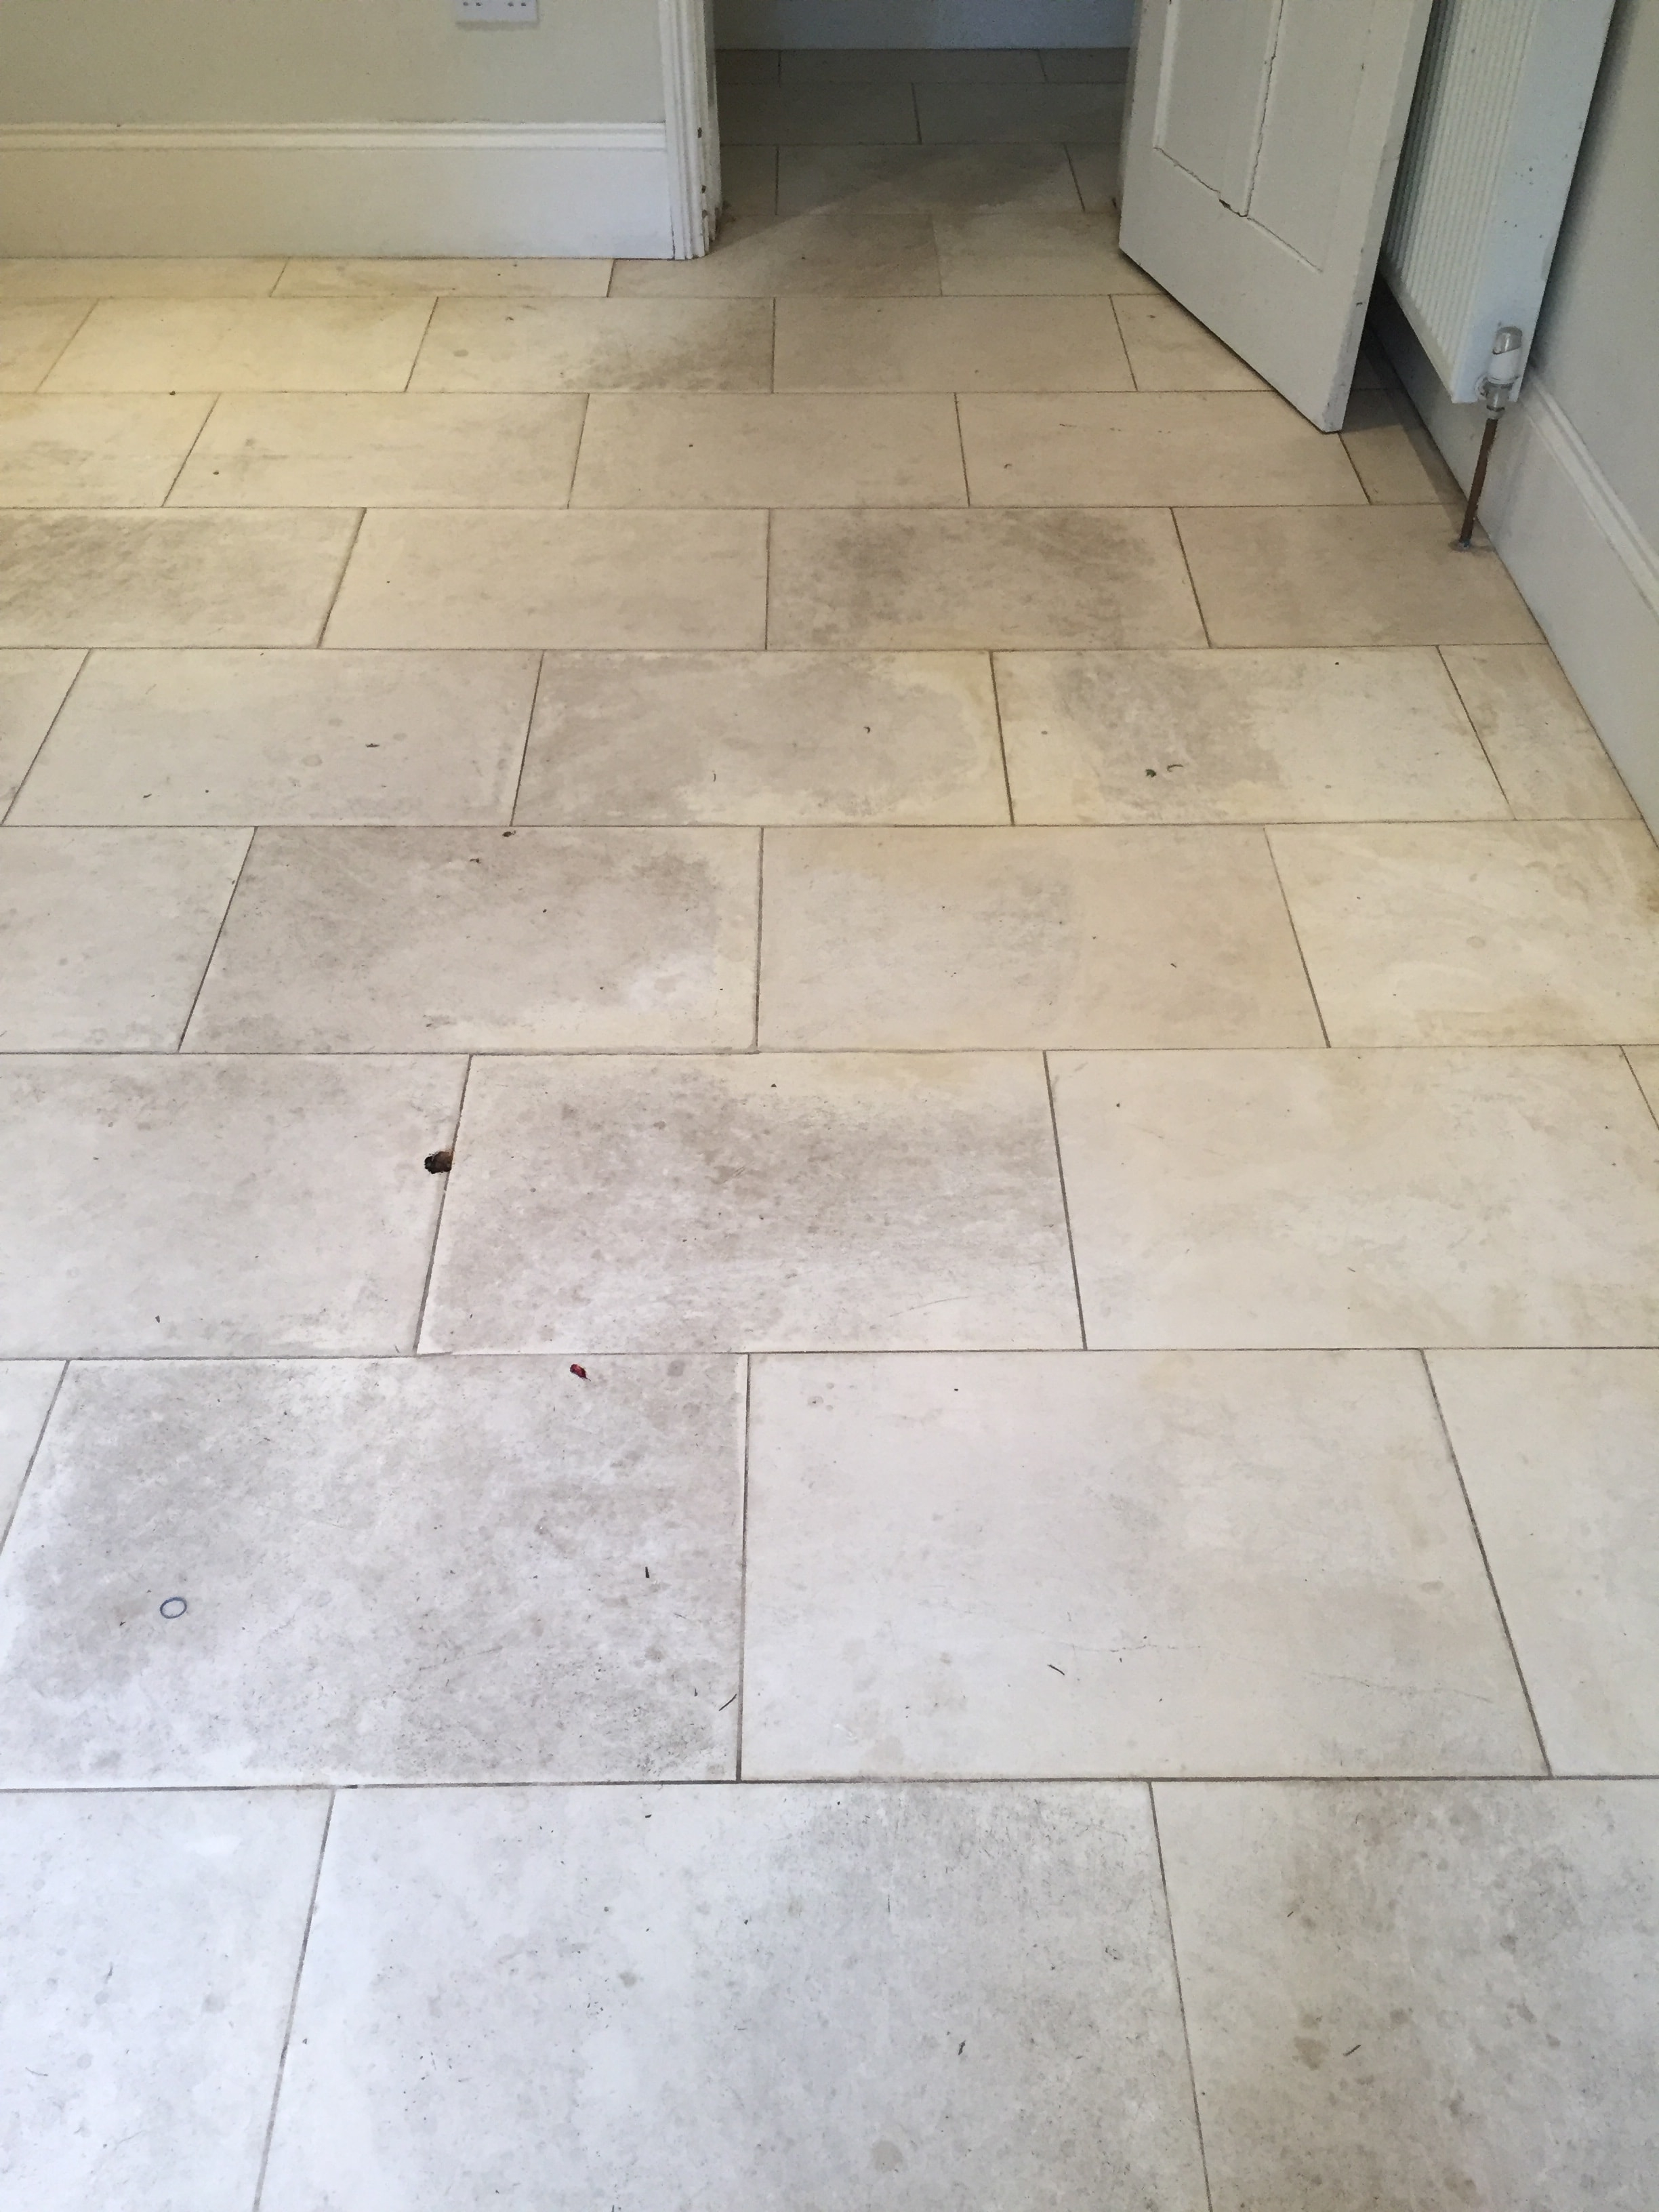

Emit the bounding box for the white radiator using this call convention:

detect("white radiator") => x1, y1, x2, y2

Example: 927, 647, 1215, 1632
1380, 0, 1616, 403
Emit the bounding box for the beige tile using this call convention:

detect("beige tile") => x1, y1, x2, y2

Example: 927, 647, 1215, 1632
1157, 1780, 1659, 2212
0, 827, 247, 1049
996, 647, 1508, 823
0, 510, 359, 647
758, 826, 1323, 1048
1441, 642, 1637, 819
573, 393, 966, 507
1179, 506, 1544, 647
1631, 1046, 1659, 1123
1340, 386, 1445, 503
1271, 821, 1659, 1046
275, 257, 612, 297
1430, 1351, 1659, 1775
422, 1053, 1078, 1353
1112, 293, 1265, 390
410, 298, 773, 393
768, 508, 1206, 649
0, 302, 90, 390
775, 295, 1132, 390
918, 81, 1124, 144
0, 649, 83, 813
325, 509, 767, 649
186, 827, 758, 1052
781, 47, 1047, 82
169, 393, 586, 506
0, 1054, 464, 1356
1042, 47, 1131, 83
0, 1361, 62, 1528
777, 142, 1081, 216
744, 1351, 1539, 1778
516, 650, 1007, 824
612, 209, 939, 298
1068, 143, 1119, 212
44, 297, 434, 393
962, 391, 1364, 506
1051, 1046, 1659, 1349
0, 394, 210, 505
0, 259, 283, 300
936, 207, 1156, 293
720, 81, 920, 145
718, 143, 778, 220
0, 1357, 742, 1785
11, 649, 536, 825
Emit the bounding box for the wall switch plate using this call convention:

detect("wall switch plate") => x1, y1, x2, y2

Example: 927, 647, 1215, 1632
455, 0, 537, 20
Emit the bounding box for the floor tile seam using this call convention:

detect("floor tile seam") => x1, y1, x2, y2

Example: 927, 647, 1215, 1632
1148, 1784, 1217, 2212
1432, 644, 1521, 821
734, 1353, 753, 1778
311, 504, 367, 647
1262, 826, 1330, 1046
750, 826, 765, 1048
1042, 1050, 1090, 1349
22, 298, 98, 392
1106, 292, 1141, 391
562, 388, 592, 508
1624, 1047, 1659, 1134
401, 291, 441, 395
0, 1769, 1634, 1795
505, 651, 548, 824
11, 1041, 1659, 1060
171, 823, 258, 1052
0, 1357, 66, 1568
410, 1054, 473, 1355
157, 392, 224, 508
18, 814, 1624, 834
0, 645, 89, 826
1168, 506, 1213, 646
251, 1788, 333, 2212
985, 649, 1017, 823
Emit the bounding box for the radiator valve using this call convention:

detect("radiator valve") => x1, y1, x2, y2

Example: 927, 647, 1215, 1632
1479, 325, 1525, 415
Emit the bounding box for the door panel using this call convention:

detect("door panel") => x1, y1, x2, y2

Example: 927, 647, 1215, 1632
1158, 0, 1283, 207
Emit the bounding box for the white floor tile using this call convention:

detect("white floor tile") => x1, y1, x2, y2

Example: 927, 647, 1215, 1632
0, 1361, 61, 1529
0, 649, 82, 812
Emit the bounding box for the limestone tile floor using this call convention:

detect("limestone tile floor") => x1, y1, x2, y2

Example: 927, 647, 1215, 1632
1, 46, 1656, 2211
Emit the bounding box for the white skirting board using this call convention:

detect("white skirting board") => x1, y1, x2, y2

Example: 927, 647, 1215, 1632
715, 0, 1132, 45
0, 124, 674, 259
1378, 288, 1659, 834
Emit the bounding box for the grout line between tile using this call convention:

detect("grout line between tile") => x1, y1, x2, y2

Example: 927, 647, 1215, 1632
769, 296, 778, 392
173, 824, 258, 1052
31, 298, 98, 390
762, 506, 773, 649
951, 389, 971, 505
159, 392, 221, 507
402, 292, 441, 392
411, 1055, 472, 1354
1624, 1046, 1659, 1134
1063, 144, 1086, 212
0, 647, 89, 826
0, 1359, 68, 1565
506, 653, 548, 825
1149, 1784, 1217, 2212
266, 261, 292, 298
1263, 826, 1330, 1047
314, 506, 367, 647
565, 389, 592, 505
1167, 508, 1212, 648
1435, 646, 1517, 819
251, 1788, 334, 2212
985, 651, 1017, 823
734, 1352, 752, 1780
0, 1770, 1642, 1797
1042, 1051, 1089, 1350
751, 827, 765, 1048
1107, 293, 1139, 390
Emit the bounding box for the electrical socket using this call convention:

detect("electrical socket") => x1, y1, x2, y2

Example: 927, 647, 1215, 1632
455, 0, 537, 20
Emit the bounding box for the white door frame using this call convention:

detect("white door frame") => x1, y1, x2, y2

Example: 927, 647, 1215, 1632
660, 0, 719, 258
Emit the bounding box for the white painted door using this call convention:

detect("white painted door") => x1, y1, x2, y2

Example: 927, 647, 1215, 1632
1118, 0, 1436, 429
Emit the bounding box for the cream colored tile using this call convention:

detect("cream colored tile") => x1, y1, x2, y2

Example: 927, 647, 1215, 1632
935, 207, 1157, 293
962, 392, 1364, 505
169, 393, 586, 506
516, 650, 1007, 824
410, 298, 773, 393
1340, 386, 1444, 503
1069, 143, 1119, 212
0, 827, 247, 1049
781, 47, 1047, 82
0, 394, 209, 505
1441, 643, 1638, 819
0, 259, 283, 300
775, 295, 1132, 390
1271, 822, 1659, 1046
573, 393, 966, 507
44, 297, 434, 392
275, 257, 612, 297
11, 649, 535, 825
777, 142, 1080, 216
325, 510, 767, 649
719, 143, 778, 220
1051, 1046, 1659, 1349
0, 511, 359, 647
0, 649, 83, 813
1042, 48, 1131, 83
0, 1362, 63, 1529
612, 210, 939, 298
1430, 1351, 1659, 1774
186, 827, 758, 1052
1113, 293, 1265, 390
744, 1351, 1539, 1778
0, 302, 90, 390
422, 1053, 1078, 1353
996, 647, 1508, 823
1631, 1046, 1659, 1122
1179, 506, 1544, 647
918, 81, 1124, 144
759, 826, 1322, 1048
769, 508, 1206, 649
720, 80, 920, 145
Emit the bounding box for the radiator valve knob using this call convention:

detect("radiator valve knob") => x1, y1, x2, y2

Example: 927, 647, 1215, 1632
1480, 325, 1525, 413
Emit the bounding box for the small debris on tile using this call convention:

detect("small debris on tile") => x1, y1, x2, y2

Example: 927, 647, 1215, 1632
424, 1149, 453, 1174
569, 1362, 588, 1380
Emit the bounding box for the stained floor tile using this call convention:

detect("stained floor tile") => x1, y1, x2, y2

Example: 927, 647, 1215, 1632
1441, 643, 1638, 819
44, 296, 434, 392
409, 297, 773, 392
422, 1052, 1078, 1352
0, 1362, 61, 1528
573, 392, 967, 506
0, 393, 210, 506
934, 207, 1157, 293
276, 257, 613, 297
0, 649, 82, 811
774, 294, 1132, 390
259, 1783, 1208, 2212
0, 303, 92, 391
1050, 1046, 1659, 1349
0, 1357, 742, 1785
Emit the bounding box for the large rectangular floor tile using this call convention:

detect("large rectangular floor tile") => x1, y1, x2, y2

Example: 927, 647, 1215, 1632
573, 392, 966, 507
169, 393, 586, 506
1043, 47, 1131, 82
1110, 293, 1266, 389
918, 81, 1124, 142
768, 508, 1205, 648
0, 1790, 326, 2212
774, 294, 1132, 390
934, 207, 1158, 293
996, 647, 1508, 823
186, 826, 758, 1051
0, 648, 82, 811
260, 1783, 1208, 2212
0, 302, 91, 390
720, 80, 920, 144
0, 510, 359, 647
1632, 1046, 1659, 1122
0, 826, 247, 1048
409, 297, 774, 392
0, 1357, 742, 1785
720, 142, 779, 218
0, 258, 283, 299
1157, 1780, 1659, 2212
758, 825, 1323, 1048
1430, 1351, 1659, 1775
44, 296, 434, 392
0, 393, 209, 505
9, 647, 537, 825
961, 391, 1364, 505
1442, 643, 1638, 819
1050, 1047, 1659, 1348
1339, 386, 1447, 503
1068, 142, 1120, 212
422, 1052, 1078, 1352
325, 509, 768, 649
611, 209, 941, 298
516, 649, 1007, 824
1178, 506, 1544, 646
781, 47, 1047, 81
745, 1351, 1538, 1779
0, 1054, 464, 1356
276, 257, 613, 297
776, 140, 1080, 216
1271, 821, 1659, 1045
0, 1361, 61, 1529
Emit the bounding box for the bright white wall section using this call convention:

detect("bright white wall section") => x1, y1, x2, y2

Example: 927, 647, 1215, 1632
716, 0, 1133, 45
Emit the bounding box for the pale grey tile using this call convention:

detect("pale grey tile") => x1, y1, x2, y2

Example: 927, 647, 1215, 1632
409, 298, 774, 394
1112, 293, 1265, 391
1441, 644, 1639, 819
0, 393, 210, 505
0, 649, 82, 813
1631, 1046, 1659, 1124
777, 142, 1080, 217
721, 80, 920, 145
44, 296, 434, 393
0, 1362, 61, 1532
774, 295, 1132, 391
918, 81, 1124, 144
1069, 143, 1119, 212
718, 143, 779, 220
935, 207, 1156, 295
1041, 47, 1131, 83
781, 48, 1046, 83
